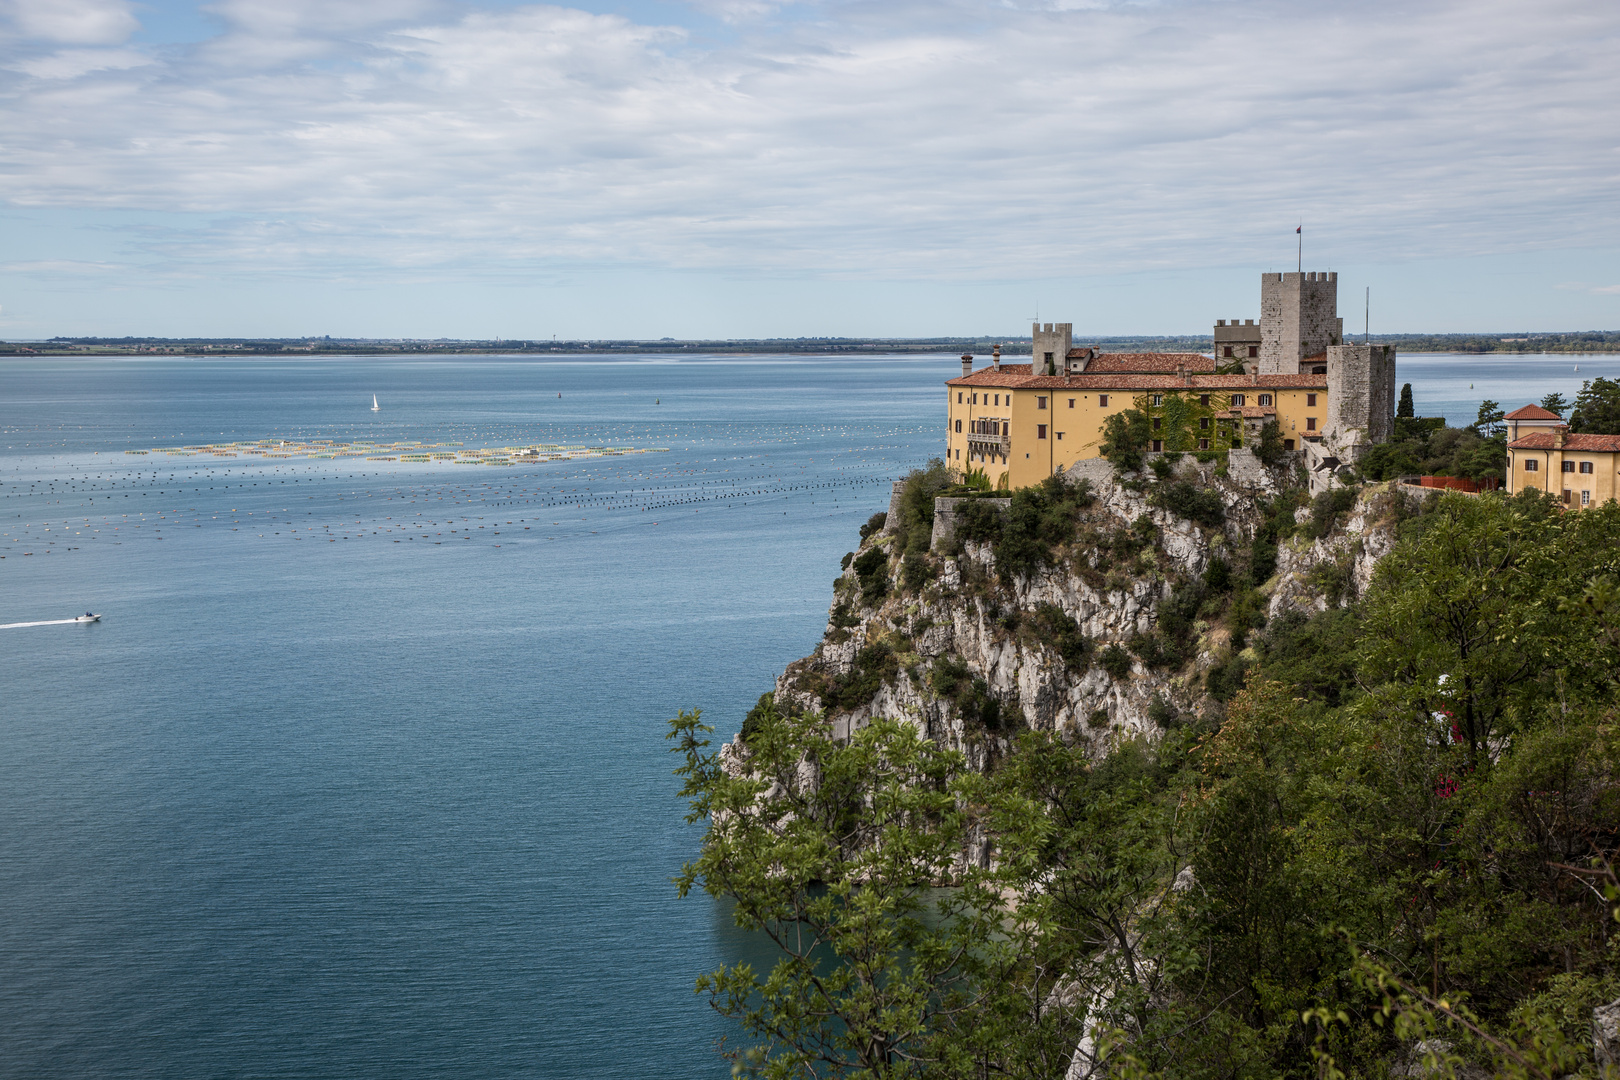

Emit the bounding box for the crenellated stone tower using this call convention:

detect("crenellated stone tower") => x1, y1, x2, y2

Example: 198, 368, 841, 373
1031, 322, 1072, 376
1259, 272, 1343, 374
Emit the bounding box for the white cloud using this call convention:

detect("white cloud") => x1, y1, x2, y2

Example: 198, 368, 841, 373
0, 0, 1616, 287
10, 47, 152, 79
1, 0, 138, 44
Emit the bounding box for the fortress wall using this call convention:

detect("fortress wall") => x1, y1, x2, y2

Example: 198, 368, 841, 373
1326, 343, 1397, 453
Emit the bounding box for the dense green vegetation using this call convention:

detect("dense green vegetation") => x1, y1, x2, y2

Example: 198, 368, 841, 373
1358, 388, 1507, 483
672, 489, 1620, 1079
1572, 377, 1620, 435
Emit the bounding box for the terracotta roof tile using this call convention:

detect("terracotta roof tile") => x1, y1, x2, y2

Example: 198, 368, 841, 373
1508, 431, 1620, 452
1082, 352, 1215, 374
1504, 404, 1562, 421
947, 367, 1326, 391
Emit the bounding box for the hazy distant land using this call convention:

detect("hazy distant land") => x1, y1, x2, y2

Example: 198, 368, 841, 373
3, 330, 1619, 358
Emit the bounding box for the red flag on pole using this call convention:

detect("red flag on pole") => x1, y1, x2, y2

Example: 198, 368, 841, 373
1296, 225, 1301, 234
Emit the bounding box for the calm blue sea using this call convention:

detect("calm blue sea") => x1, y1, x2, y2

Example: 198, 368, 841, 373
1, 350, 1614, 1079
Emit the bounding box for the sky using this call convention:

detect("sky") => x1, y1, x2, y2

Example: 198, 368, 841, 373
1, 0, 1617, 340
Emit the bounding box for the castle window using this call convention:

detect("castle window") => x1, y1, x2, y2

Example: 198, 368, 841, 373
1312, 365, 1326, 374
1151, 394, 1163, 406
1044, 352, 1054, 362
1068, 398, 1075, 408
971, 394, 977, 405
1223, 346, 1233, 357
1563, 489, 1572, 505
1306, 417, 1317, 431
955, 419, 962, 433
1524, 459, 1538, 471
1258, 394, 1272, 406
1230, 394, 1245, 406
1284, 439, 1295, 450
1199, 395, 1210, 407
1099, 394, 1109, 407
1580, 461, 1594, 474
1563, 461, 1576, 473
1583, 490, 1592, 506
1199, 417, 1209, 430
1198, 438, 1210, 450
1249, 346, 1259, 358
994, 394, 1000, 406
957, 392, 962, 403
1307, 393, 1317, 407
1056, 431, 1064, 440
1152, 417, 1162, 431
1151, 440, 1163, 452
1037, 425, 1048, 439
1037, 396, 1048, 410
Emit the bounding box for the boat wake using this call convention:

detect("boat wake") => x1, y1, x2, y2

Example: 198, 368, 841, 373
0, 619, 93, 629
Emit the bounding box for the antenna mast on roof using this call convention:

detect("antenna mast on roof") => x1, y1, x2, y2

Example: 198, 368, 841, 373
1365, 287, 1370, 344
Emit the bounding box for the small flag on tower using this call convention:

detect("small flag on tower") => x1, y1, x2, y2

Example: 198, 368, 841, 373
1296, 225, 1302, 234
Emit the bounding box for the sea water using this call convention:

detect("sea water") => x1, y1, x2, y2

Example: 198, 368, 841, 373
1, 351, 1614, 1079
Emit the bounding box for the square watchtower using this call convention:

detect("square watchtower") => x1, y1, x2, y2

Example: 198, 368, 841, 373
1259, 272, 1343, 374
1031, 322, 1071, 376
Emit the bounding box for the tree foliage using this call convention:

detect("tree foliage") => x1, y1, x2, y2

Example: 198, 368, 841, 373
1101, 408, 1152, 471
1571, 376, 1620, 435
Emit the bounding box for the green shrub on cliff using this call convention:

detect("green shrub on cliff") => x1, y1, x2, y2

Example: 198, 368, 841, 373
993, 475, 1094, 579
852, 546, 888, 605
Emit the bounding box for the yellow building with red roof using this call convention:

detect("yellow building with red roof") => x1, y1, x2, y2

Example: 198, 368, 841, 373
945, 272, 1397, 489
1505, 405, 1620, 508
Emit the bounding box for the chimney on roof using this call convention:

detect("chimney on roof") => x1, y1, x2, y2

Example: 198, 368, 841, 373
992, 344, 1001, 371
1250, 370, 1258, 385
961, 353, 973, 378
1556, 424, 1569, 448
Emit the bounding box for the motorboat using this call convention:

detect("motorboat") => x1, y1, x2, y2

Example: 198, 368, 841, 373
74, 612, 100, 623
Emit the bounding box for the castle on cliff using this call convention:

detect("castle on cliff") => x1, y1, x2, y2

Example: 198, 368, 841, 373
945, 271, 1396, 490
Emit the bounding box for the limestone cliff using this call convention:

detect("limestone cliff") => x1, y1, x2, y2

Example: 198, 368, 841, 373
765, 456, 1418, 769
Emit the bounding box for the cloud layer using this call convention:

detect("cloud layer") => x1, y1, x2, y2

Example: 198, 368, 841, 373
1, 0, 1617, 287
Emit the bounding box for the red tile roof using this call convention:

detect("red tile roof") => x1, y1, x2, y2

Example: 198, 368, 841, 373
1508, 431, 1620, 452
948, 365, 1325, 391
1081, 352, 1215, 374
1504, 404, 1562, 421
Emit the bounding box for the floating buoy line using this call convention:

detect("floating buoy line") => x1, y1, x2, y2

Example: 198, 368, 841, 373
130, 438, 669, 466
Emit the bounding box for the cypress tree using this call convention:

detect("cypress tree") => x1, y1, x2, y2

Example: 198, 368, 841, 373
1397, 382, 1414, 417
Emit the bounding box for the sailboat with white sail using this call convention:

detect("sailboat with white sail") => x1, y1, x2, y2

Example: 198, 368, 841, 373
372, 394, 380, 412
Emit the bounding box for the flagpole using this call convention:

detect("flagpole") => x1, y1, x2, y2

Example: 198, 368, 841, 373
1297, 223, 1301, 273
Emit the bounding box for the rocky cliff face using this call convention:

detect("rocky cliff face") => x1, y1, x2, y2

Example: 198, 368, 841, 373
767, 458, 1414, 770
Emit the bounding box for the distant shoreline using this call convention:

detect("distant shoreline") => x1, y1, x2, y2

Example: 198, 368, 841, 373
3, 333, 1618, 358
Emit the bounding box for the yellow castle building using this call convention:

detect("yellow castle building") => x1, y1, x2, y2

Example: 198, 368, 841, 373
945, 271, 1397, 489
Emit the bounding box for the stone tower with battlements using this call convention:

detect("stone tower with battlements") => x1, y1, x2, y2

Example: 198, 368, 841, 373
1259, 272, 1343, 374
1031, 322, 1071, 376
